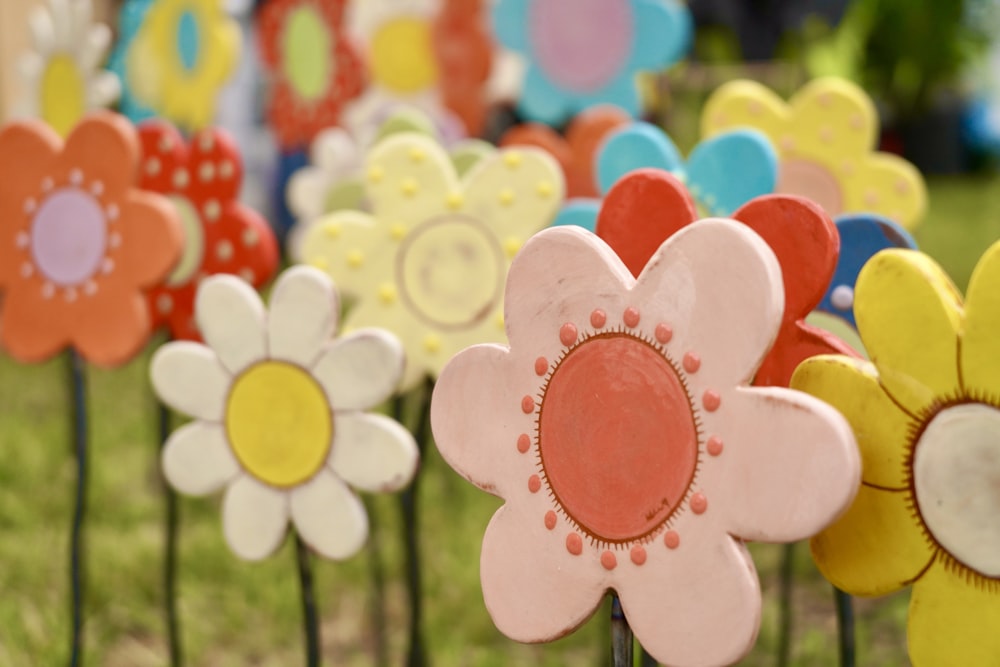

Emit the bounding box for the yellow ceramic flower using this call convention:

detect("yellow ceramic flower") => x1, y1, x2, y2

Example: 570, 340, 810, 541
301, 132, 564, 391
702, 78, 926, 230
128, 0, 240, 130
791, 242, 1000, 666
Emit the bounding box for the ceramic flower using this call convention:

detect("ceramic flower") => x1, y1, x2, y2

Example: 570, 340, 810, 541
500, 105, 630, 198
791, 242, 1000, 665
107, 0, 157, 124
138, 121, 280, 340
594, 169, 857, 387
431, 222, 859, 666
15, 0, 120, 137
817, 214, 917, 329
257, 0, 366, 149
702, 78, 927, 229
0, 113, 183, 365
493, 0, 692, 125
301, 132, 563, 391
123, 0, 240, 130
554, 122, 778, 231
151, 266, 419, 561
348, 0, 492, 136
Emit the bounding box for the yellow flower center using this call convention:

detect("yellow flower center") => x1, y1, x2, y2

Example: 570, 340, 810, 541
913, 403, 1000, 577
396, 215, 504, 329
165, 196, 205, 286
369, 17, 437, 93
226, 361, 332, 488
282, 6, 332, 101
40, 55, 85, 137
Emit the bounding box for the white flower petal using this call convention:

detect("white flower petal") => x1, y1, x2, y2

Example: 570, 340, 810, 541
48, 0, 71, 50
330, 413, 418, 492
313, 330, 404, 410
195, 275, 267, 375
222, 476, 289, 561
311, 127, 358, 173
88, 71, 120, 108
81, 24, 112, 74
267, 266, 339, 366
162, 421, 239, 496
286, 168, 329, 221
151, 342, 231, 421
290, 469, 368, 560
28, 5, 55, 53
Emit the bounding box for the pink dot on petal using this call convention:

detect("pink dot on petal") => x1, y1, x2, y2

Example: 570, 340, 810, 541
528, 475, 541, 493
623, 307, 640, 328
702, 390, 721, 412
655, 323, 672, 344
600, 551, 617, 570
566, 533, 583, 555
544, 511, 557, 530
590, 309, 607, 328
517, 434, 531, 453
560, 323, 578, 346
630, 545, 647, 566
683, 352, 701, 373
707, 436, 724, 456
521, 395, 535, 413
664, 531, 680, 549
534, 357, 548, 376
691, 493, 708, 515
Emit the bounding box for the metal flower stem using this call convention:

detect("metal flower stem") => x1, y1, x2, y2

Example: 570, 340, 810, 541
68, 350, 88, 667
834, 587, 855, 667
365, 498, 389, 667
296, 534, 321, 667
610, 596, 633, 667
157, 400, 183, 667
777, 542, 796, 667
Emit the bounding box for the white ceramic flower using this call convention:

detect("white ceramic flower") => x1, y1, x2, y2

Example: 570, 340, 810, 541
151, 266, 418, 561
16, 0, 120, 137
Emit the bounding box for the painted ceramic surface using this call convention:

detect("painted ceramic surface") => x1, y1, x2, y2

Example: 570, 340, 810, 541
792, 242, 1000, 666
0, 113, 183, 366
431, 223, 859, 665
107, 0, 157, 124
257, 0, 365, 149
151, 266, 419, 561
300, 132, 563, 391
553, 121, 777, 231
702, 77, 927, 229
818, 214, 918, 329
500, 105, 631, 198
138, 121, 279, 340
16, 0, 120, 137
492, 0, 691, 125
595, 169, 857, 387
122, 0, 240, 130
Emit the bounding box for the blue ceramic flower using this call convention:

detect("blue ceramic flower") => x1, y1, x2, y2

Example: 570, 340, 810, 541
493, 0, 692, 125
553, 121, 777, 231
106, 0, 157, 124
818, 214, 918, 328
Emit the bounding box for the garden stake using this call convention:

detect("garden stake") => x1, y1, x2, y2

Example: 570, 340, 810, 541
365, 498, 389, 667
777, 543, 795, 667
296, 533, 321, 667
157, 400, 183, 667
835, 588, 855, 667
68, 350, 88, 667
610, 596, 632, 667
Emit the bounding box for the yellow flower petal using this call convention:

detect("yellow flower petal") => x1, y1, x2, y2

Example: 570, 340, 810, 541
700, 79, 787, 141
786, 78, 877, 161
300, 211, 389, 297
960, 239, 1000, 402
365, 133, 457, 228
810, 484, 934, 596
908, 560, 1000, 666
792, 356, 915, 489
855, 249, 963, 417
842, 153, 927, 230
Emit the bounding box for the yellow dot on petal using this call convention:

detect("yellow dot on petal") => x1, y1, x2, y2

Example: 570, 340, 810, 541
309, 257, 329, 271
402, 178, 418, 196
323, 222, 341, 238
390, 223, 407, 240
499, 188, 515, 206
446, 191, 463, 210
536, 181, 553, 198
780, 135, 796, 151
409, 147, 425, 163
503, 151, 522, 168
424, 334, 441, 353
347, 249, 364, 268
503, 237, 522, 258
367, 165, 384, 183
378, 284, 397, 304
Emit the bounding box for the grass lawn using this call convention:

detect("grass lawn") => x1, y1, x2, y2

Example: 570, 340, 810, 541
0, 174, 997, 666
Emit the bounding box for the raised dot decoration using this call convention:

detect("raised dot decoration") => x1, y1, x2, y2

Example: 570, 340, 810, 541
600, 551, 618, 570
566, 533, 583, 556
517, 433, 531, 453
682, 352, 701, 373
706, 436, 724, 456
630, 545, 647, 565
690, 493, 708, 515
528, 474, 541, 493
544, 510, 557, 530
663, 530, 680, 549
655, 323, 673, 344
590, 309, 606, 328
623, 307, 640, 328
521, 395, 535, 414
534, 357, 548, 376
702, 390, 721, 412
559, 322, 578, 346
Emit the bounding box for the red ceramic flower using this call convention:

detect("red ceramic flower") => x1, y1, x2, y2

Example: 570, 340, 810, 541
138, 121, 279, 340
596, 168, 858, 386
258, 0, 366, 148
433, 0, 493, 137
0, 112, 183, 366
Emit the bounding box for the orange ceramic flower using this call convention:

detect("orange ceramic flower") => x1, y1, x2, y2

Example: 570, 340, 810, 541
0, 112, 183, 366
432, 0, 493, 137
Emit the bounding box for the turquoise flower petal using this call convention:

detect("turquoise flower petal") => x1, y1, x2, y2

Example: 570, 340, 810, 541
597, 122, 684, 194
686, 130, 777, 216
551, 200, 601, 232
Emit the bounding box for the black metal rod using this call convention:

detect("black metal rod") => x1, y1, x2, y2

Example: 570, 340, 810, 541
68, 350, 87, 667
296, 534, 321, 667
610, 596, 632, 667
157, 401, 183, 667
777, 543, 795, 667
834, 587, 855, 667
366, 498, 388, 667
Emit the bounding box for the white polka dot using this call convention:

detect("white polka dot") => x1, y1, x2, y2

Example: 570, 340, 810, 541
65, 287, 78, 302
16, 232, 29, 248
69, 169, 83, 185
204, 200, 221, 221
146, 158, 162, 176
42, 177, 53, 191
102, 258, 114, 274
106, 204, 119, 221
20, 262, 33, 278
156, 293, 173, 313
23, 198, 36, 214
159, 136, 173, 153
831, 285, 854, 311
199, 162, 216, 182
41, 283, 54, 299
109, 232, 122, 248
241, 228, 258, 247
174, 169, 190, 189
216, 240, 234, 261
90, 181, 104, 196
83, 281, 97, 296
199, 134, 214, 152
219, 160, 234, 179
239, 268, 255, 283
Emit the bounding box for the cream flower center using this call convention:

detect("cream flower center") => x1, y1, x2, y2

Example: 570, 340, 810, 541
165, 196, 205, 286
913, 403, 1000, 577
226, 361, 332, 488
282, 6, 332, 101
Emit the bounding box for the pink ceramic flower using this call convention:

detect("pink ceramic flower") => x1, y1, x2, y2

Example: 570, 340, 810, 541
431, 223, 860, 665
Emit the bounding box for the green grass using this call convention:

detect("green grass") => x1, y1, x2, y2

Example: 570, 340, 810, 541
1, 175, 996, 665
